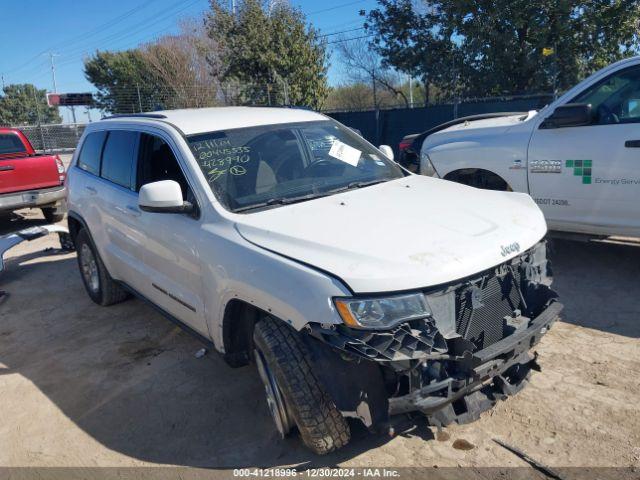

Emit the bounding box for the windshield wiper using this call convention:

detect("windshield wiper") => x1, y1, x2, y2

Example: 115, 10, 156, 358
320, 179, 388, 196
346, 179, 388, 189
233, 192, 333, 213
233, 179, 389, 213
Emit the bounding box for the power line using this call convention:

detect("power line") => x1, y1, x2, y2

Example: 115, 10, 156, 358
49, 0, 157, 53
18, 0, 203, 86
4, 1, 156, 76
308, 0, 366, 16
318, 27, 364, 38
53, 0, 202, 64
327, 33, 375, 44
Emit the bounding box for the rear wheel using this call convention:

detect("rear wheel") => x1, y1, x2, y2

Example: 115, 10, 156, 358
74, 228, 129, 306
41, 206, 64, 223
253, 317, 350, 455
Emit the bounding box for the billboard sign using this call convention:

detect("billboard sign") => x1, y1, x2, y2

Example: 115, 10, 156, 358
47, 93, 94, 107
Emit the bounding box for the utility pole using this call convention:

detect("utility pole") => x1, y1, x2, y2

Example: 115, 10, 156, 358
136, 84, 143, 112
45, 52, 60, 93
408, 75, 414, 108
1, 74, 5, 92
32, 88, 47, 152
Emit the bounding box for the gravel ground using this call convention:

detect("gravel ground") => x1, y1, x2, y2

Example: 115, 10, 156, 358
0, 209, 639, 475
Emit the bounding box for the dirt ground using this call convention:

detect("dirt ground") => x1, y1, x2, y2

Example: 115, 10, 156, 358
1, 207, 639, 474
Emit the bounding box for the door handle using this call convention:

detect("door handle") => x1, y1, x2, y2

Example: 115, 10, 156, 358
624, 140, 640, 148
85, 186, 97, 194
0, 165, 15, 171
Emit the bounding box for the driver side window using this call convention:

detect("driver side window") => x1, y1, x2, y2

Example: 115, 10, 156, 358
572, 66, 640, 125
137, 133, 192, 201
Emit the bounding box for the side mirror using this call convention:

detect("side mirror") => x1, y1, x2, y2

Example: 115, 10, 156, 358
139, 180, 193, 214
541, 103, 592, 129
379, 145, 394, 162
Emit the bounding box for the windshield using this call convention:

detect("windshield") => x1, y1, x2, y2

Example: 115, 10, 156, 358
187, 120, 405, 212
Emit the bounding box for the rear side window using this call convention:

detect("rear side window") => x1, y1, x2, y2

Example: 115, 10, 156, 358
101, 131, 139, 189
77, 131, 107, 175
0, 133, 27, 155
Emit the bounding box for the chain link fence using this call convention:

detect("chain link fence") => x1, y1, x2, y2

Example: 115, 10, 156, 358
14, 81, 293, 151
16, 123, 86, 152
13, 90, 554, 153
326, 93, 554, 154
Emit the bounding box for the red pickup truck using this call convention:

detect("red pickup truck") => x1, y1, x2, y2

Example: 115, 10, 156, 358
0, 128, 66, 223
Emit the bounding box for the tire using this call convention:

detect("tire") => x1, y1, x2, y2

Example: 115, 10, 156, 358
41, 207, 65, 223
253, 317, 350, 455
74, 228, 129, 306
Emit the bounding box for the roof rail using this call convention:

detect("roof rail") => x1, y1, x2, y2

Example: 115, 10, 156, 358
102, 113, 168, 120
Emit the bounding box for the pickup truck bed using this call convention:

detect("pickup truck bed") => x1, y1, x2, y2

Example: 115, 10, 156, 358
0, 128, 66, 222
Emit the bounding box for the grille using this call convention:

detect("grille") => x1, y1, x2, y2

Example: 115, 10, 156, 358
455, 265, 522, 350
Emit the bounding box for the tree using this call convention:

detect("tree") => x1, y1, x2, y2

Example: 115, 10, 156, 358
84, 49, 163, 114
365, 1, 462, 104
323, 82, 405, 111
0, 84, 61, 125
139, 20, 222, 109
366, 0, 640, 99
334, 36, 410, 108
206, 0, 329, 109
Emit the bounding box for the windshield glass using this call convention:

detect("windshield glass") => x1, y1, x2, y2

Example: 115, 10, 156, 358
187, 120, 404, 212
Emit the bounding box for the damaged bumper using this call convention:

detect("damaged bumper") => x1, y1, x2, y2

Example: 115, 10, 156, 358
387, 300, 561, 426
0, 225, 72, 272
304, 241, 562, 429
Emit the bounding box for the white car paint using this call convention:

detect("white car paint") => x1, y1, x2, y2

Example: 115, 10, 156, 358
422, 57, 640, 237
66, 107, 548, 353
235, 174, 545, 293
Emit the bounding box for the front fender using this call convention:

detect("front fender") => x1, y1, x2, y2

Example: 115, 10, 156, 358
423, 130, 532, 194
198, 223, 351, 352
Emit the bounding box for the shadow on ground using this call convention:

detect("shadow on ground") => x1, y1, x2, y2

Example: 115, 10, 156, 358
549, 238, 640, 338
0, 251, 431, 468
0, 212, 49, 236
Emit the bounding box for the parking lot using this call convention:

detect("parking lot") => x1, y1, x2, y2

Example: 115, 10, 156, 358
1, 206, 639, 472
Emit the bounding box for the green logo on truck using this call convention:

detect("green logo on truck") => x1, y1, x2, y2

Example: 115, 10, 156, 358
565, 159, 592, 184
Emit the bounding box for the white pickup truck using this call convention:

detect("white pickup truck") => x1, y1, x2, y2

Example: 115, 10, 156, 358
416, 56, 640, 238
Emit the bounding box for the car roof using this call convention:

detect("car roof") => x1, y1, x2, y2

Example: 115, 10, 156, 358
101, 106, 327, 136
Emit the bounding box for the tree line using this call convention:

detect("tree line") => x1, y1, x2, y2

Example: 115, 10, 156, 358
364, 0, 640, 104
1, 0, 639, 124
83, 0, 328, 114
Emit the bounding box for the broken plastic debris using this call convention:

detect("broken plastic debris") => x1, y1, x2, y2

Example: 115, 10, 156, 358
195, 348, 207, 358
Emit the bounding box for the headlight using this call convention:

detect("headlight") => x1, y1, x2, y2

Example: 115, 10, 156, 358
334, 293, 431, 329
421, 151, 439, 177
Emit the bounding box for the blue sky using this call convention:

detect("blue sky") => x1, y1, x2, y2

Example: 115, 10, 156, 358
0, 0, 378, 121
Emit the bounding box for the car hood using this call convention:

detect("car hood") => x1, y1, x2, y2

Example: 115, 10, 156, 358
234, 175, 546, 293
439, 111, 537, 133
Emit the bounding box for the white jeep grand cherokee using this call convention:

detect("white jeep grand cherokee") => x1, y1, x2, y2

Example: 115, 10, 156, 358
66, 107, 562, 455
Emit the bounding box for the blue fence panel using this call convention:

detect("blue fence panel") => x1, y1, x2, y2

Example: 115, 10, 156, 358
325, 95, 552, 155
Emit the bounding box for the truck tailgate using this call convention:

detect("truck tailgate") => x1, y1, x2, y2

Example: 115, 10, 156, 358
0, 155, 61, 195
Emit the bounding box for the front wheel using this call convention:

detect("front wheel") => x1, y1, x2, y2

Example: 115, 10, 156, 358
253, 317, 350, 455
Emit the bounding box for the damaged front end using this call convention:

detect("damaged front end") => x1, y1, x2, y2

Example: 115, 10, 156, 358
303, 241, 562, 430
